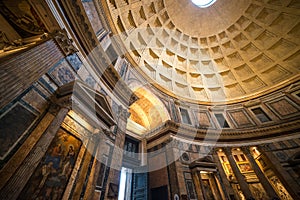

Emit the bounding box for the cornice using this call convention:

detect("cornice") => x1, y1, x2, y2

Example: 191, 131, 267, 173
145, 119, 300, 145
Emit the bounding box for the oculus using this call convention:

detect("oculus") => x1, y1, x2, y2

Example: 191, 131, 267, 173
191, 0, 217, 8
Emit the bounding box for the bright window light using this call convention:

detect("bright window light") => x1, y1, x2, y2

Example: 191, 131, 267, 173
191, 0, 217, 8
118, 167, 127, 200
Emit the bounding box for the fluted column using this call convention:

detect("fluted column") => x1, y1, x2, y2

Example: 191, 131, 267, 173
258, 145, 300, 199
208, 173, 222, 200
191, 169, 205, 200
0, 39, 64, 109
212, 150, 236, 200
241, 147, 279, 200
224, 147, 254, 200
199, 172, 208, 200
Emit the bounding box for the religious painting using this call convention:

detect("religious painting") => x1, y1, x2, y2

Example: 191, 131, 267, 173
238, 163, 252, 173
20, 128, 82, 200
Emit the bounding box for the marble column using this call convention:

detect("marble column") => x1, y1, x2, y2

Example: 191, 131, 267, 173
258, 145, 300, 199
242, 147, 279, 200
191, 169, 205, 200
209, 173, 222, 200
199, 172, 208, 200
213, 172, 228, 200
82, 134, 104, 200
224, 147, 254, 200
212, 150, 236, 200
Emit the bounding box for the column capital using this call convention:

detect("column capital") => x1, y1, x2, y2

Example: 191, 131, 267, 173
51, 29, 78, 56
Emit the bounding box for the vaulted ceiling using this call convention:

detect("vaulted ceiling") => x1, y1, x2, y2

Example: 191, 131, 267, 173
104, 0, 300, 103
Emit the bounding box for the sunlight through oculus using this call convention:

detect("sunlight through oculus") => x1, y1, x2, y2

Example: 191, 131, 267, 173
191, 0, 217, 8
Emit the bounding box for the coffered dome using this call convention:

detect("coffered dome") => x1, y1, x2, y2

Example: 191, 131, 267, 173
104, 0, 300, 103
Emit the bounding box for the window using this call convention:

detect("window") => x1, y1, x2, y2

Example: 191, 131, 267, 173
118, 167, 133, 200
180, 108, 192, 124
251, 107, 271, 123
124, 137, 139, 158
215, 113, 230, 128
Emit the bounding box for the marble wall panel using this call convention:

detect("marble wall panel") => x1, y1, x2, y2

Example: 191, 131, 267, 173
266, 97, 300, 119
0, 102, 37, 160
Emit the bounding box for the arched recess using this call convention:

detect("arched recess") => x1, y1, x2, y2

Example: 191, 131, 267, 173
127, 86, 170, 134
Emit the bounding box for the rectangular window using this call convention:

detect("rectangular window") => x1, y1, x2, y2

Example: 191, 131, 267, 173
180, 108, 191, 124
124, 137, 139, 158
215, 113, 230, 128
251, 107, 271, 123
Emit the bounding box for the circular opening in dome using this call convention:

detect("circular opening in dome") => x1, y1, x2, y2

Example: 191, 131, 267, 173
191, 0, 217, 8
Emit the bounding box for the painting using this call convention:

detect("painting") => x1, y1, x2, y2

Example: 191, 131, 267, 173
0, 103, 37, 160
238, 163, 252, 173
21, 128, 82, 200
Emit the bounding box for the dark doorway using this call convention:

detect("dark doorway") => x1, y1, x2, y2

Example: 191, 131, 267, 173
151, 185, 168, 200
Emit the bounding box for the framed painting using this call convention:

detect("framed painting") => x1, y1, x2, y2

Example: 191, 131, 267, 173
238, 163, 252, 173
20, 128, 82, 199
